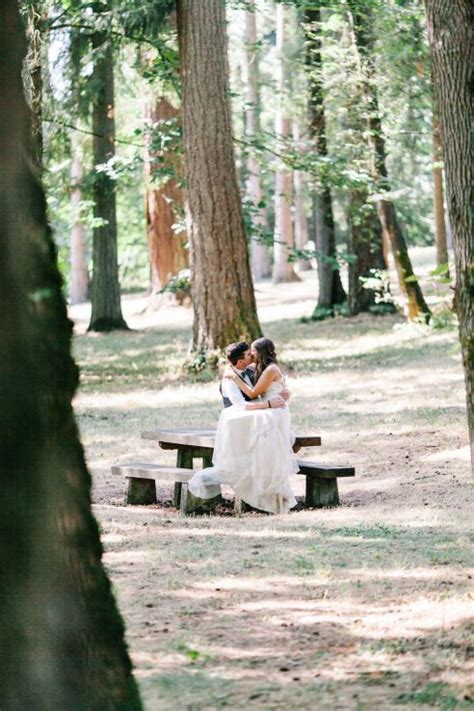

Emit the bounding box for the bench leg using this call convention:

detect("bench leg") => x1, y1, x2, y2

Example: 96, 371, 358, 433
234, 496, 253, 515
305, 476, 340, 507
126, 477, 157, 505
180, 483, 221, 515
173, 483, 182, 507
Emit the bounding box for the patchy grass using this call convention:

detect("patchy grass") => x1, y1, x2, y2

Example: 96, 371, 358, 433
72, 257, 472, 710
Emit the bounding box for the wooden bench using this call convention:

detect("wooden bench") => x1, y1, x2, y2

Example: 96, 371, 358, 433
297, 460, 355, 507
113, 459, 355, 513
111, 463, 220, 514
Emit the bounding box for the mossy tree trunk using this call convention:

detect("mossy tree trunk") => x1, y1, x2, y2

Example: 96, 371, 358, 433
304, 7, 346, 310
425, 0, 473, 462
88, 3, 128, 332
0, 2, 142, 708
177, 0, 262, 351
348, 187, 387, 314
25, 0, 43, 171
347, 0, 431, 322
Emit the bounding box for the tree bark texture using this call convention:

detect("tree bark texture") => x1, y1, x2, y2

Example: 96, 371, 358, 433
273, 4, 299, 284
177, 0, 261, 351
145, 97, 187, 297
304, 7, 346, 307
348, 188, 387, 314
88, 17, 127, 331
425, 0, 473, 461
70, 147, 90, 305
347, 1, 431, 321
25, 0, 43, 171
432, 115, 449, 270
244, 3, 271, 280
0, 3, 143, 708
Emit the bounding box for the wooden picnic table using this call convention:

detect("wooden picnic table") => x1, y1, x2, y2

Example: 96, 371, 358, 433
141, 427, 322, 462
140, 428, 322, 510
114, 428, 354, 512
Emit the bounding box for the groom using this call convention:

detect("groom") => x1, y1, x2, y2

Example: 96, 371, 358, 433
220, 341, 287, 410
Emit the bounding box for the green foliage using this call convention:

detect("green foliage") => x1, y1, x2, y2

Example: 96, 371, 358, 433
159, 270, 191, 302
360, 269, 396, 307
394, 681, 464, 708
182, 350, 223, 380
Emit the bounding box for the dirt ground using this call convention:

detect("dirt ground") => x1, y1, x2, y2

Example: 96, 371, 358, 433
71, 251, 473, 710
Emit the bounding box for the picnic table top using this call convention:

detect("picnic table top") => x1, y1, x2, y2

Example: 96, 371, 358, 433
141, 427, 321, 449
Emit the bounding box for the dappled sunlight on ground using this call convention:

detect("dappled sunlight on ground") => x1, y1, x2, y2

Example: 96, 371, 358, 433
72, 253, 473, 709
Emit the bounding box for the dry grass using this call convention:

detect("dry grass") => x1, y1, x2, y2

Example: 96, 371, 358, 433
71, 251, 473, 710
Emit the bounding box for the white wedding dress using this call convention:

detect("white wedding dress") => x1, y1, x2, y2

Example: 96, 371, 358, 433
188, 374, 298, 514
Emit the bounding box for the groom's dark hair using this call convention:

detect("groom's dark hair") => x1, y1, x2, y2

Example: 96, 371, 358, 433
226, 341, 250, 365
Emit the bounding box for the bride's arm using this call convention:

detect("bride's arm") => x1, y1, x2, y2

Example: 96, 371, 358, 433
230, 366, 277, 398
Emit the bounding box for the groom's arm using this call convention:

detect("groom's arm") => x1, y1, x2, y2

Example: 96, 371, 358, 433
223, 380, 285, 410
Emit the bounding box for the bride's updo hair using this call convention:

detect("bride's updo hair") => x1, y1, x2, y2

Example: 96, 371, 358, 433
252, 337, 278, 381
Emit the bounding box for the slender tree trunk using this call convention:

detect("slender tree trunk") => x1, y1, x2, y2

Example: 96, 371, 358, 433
273, 3, 299, 284
177, 0, 261, 352
145, 97, 187, 301
244, 3, 271, 280
293, 120, 312, 272
432, 115, 449, 271
304, 7, 345, 308
88, 11, 127, 332
0, 3, 143, 708
347, 1, 431, 321
425, 0, 473, 462
70, 137, 90, 305
25, 0, 43, 171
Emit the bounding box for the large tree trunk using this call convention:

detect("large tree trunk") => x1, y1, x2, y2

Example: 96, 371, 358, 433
347, 1, 431, 322
88, 9, 128, 332
244, 3, 271, 281
70, 144, 90, 305
0, 3, 142, 708
432, 115, 449, 271
425, 0, 473, 462
145, 96, 187, 301
273, 3, 299, 284
177, 0, 261, 352
304, 7, 346, 309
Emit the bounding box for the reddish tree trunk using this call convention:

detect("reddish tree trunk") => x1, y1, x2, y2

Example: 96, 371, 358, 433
145, 97, 187, 298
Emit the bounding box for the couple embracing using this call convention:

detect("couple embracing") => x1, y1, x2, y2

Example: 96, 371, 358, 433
189, 337, 299, 514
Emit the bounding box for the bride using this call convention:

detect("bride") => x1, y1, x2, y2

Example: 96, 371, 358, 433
188, 337, 298, 514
